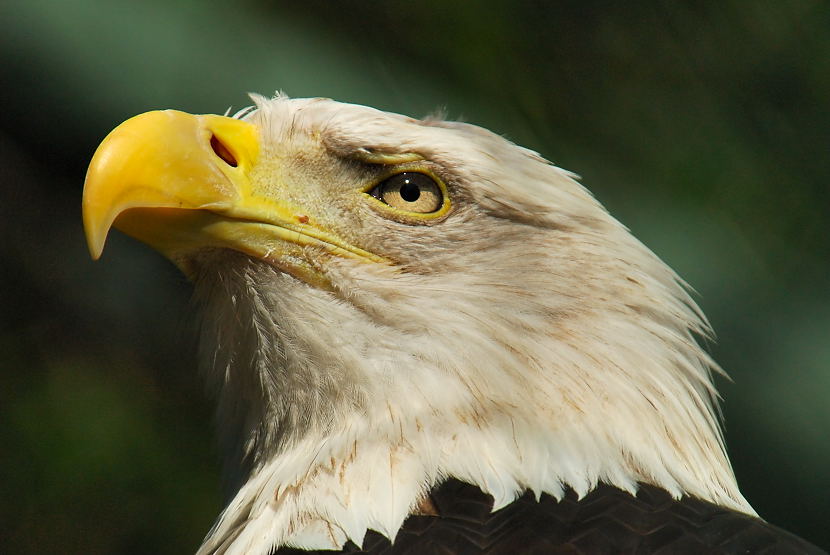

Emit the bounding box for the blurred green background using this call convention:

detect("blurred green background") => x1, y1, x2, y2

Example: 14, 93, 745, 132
1, 1, 828, 552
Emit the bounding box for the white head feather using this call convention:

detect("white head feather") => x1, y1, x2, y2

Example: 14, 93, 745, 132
189, 95, 752, 554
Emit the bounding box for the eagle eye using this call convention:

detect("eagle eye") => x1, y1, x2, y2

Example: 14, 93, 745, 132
369, 172, 444, 214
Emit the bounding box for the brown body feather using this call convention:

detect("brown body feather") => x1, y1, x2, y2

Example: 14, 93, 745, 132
276, 480, 825, 555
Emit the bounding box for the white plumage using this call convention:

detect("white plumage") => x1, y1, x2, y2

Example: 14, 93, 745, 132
83, 95, 754, 555
191, 96, 751, 553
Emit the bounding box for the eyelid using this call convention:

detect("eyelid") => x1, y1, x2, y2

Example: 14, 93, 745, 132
360, 162, 441, 193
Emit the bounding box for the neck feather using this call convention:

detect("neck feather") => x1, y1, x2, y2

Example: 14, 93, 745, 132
191, 249, 753, 554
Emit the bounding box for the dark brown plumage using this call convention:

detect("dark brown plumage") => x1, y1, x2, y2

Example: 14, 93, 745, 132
276, 480, 825, 554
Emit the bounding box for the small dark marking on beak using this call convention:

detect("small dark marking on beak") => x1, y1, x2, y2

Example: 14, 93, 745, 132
297, 214, 309, 224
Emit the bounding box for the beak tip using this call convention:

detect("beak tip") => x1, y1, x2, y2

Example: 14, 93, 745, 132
85, 231, 106, 261
82, 210, 109, 261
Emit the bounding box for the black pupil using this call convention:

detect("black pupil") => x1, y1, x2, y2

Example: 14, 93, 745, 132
399, 179, 421, 202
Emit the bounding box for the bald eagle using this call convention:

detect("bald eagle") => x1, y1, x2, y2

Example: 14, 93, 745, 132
82, 95, 823, 554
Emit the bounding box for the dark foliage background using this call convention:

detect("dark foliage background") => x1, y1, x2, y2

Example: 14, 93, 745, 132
1, 1, 828, 552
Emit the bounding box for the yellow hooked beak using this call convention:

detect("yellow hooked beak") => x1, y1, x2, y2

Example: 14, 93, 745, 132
82, 110, 259, 260
82, 109, 384, 281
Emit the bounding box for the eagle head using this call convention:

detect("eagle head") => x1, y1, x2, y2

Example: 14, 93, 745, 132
82, 94, 752, 553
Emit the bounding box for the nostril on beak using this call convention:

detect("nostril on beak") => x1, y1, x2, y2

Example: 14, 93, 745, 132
210, 134, 238, 167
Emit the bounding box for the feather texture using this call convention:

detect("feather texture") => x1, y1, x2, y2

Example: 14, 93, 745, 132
275, 480, 825, 554
182, 96, 758, 553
